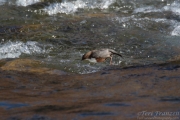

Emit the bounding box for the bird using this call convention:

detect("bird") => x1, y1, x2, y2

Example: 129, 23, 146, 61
82, 48, 123, 65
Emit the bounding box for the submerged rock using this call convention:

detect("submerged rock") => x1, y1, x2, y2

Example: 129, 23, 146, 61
0, 26, 22, 35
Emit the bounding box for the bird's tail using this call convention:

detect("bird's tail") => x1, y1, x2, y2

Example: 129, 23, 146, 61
110, 50, 123, 58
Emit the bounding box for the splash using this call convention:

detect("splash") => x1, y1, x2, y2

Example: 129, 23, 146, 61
0, 0, 41, 6
0, 41, 46, 59
163, 1, 180, 15
43, 0, 116, 15
172, 26, 180, 36
75, 62, 103, 74
16, 0, 40, 6
0, 0, 6, 5
133, 6, 162, 13
163, 1, 180, 36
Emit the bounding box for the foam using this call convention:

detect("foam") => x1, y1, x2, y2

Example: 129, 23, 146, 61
43, 0, 116, 15
0, 41, 45, 59
134, 6, 161, 13
171, 26, 180, 36
16, 0, 40, 6
163, 1, 180, 15
75, 63, 102, 74
0, 0, 6, 5
0, 0, 41, 6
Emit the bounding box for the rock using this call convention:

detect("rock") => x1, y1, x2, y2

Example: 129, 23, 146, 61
167, 55, 180, 65
0, 59, 67, 75
0, 63, 180, 119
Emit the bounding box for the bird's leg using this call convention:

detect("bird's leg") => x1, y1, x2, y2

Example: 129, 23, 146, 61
110, 57, 112, 65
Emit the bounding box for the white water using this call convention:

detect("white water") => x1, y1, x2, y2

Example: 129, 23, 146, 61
163, 1, 180, 36
0, 41, 46, 59
16, 0, 41, 6
133, 6, 162, 13
43, 0, 115, 15
132, 2, 180, 36
0, 0, 6, 5
0, 0, 115, 11
163, 1, 180, 15
0, 0, 41, 6
172, 26, 180, 36
42, 0, 180, 36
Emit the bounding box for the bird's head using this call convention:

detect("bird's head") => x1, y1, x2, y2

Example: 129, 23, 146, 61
82, 51, 92, 60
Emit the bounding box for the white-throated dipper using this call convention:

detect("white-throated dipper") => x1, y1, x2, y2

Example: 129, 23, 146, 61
82, 48, 123, 65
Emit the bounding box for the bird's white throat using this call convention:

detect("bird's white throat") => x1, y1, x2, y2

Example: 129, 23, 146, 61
86, 58, 97, 63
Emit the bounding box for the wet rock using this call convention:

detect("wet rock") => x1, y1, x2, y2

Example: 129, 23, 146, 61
168, 55, 180, 64
0, 59, 67, 75
0, 63, 180, 119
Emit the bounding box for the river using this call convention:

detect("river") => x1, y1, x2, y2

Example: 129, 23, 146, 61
0, 0, 180, 119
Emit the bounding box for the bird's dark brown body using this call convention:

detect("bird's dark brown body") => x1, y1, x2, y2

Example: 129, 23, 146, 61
82, 48, 122, 65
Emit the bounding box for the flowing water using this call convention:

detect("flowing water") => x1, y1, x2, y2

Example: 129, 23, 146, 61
0, 0, 180, 74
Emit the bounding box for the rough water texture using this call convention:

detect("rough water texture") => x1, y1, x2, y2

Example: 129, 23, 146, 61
0, 0, 180, 74
0, 0, 180, 119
